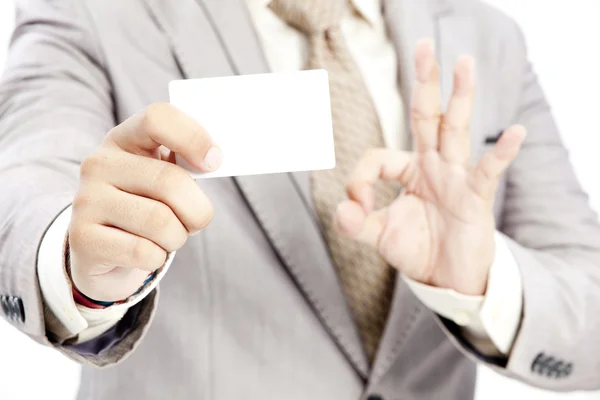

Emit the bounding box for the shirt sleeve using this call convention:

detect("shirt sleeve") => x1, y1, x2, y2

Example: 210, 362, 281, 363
37, 205, 175, 343
403, 231, 524, 356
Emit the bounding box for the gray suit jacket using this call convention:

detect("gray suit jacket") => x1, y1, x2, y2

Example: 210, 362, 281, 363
2, 0, 600, 399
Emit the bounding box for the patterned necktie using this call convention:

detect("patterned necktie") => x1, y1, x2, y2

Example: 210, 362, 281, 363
269, 0, 397, 362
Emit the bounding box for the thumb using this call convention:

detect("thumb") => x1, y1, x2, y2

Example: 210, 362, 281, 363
104, 103, 219, 171
335, 200, 387, 249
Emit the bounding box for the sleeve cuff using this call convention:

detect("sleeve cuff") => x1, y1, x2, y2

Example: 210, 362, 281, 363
480, 231, 524, 354
403, 231, 523, 355
37, 205, 175, 342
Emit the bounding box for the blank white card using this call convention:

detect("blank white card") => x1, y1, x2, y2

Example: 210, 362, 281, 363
169, 70, 336, 179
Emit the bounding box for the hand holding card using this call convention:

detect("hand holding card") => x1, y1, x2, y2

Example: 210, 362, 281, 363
169, 70, 336, 178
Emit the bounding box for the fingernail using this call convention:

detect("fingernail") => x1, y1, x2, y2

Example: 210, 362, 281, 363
203, 147, 223, 171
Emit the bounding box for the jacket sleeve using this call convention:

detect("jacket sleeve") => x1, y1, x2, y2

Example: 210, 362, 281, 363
0, 0, 157, 367
440, 17, 600, 391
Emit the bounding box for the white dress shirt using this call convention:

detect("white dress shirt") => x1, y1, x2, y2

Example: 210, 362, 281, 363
37, 0, 523, 356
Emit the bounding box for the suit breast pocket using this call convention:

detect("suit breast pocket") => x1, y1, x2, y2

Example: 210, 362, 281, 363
472, 129, 504, 162
472, 129, 509, 220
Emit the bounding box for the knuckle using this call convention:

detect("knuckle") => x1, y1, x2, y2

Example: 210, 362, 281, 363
163, 229, 188, 252
130, 238, 164, 269
188, 201, 214, 233
440, 121, 468, 135
409, 106, 426, 121
152, 163, 188, 193
130, 239, 148, 266
105, 126, 119, 140
146, 202, 175, 234
145, 102, 171, 118
68, 223, 92, 252
79, 153, 103, 178
141, 103, 171, 135
410, 106, 440, 122
72, 191, 95, 211
171, 231, 188, 250
80, 148, 117, 179
345, 180, 360, 195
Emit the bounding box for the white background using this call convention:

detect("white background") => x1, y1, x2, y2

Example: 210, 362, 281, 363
1, 1, 599, 399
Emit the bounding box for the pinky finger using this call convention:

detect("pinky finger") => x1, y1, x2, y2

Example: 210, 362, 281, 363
470, 125, 527, 199
70, 224, 167, 272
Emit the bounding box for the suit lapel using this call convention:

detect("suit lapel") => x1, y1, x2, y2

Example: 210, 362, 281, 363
145, 0, 369, 377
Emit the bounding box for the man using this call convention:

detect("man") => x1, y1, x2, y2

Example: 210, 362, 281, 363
1, 0, 600, 398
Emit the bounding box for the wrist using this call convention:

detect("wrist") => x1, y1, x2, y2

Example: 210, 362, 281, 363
70, 271, 158, 309
64, 234, 156, 309
434, 230, 495, 296
424, 257, 492, 296
72, 285, 111, 309
66, 238, 157, 308
66, 242, 115, 308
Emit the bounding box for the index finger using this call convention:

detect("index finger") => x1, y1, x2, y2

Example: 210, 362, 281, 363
105, 103, 221, 172
346, 149, 412, 213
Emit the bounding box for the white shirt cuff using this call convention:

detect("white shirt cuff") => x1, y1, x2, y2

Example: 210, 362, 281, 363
37, 205, 175, 342
403, 231, 523, 355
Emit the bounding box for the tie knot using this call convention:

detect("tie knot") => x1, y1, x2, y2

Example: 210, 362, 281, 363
269, 0, 346, 34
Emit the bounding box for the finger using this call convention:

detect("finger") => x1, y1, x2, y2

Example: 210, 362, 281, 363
80, 149, 214, 234
470, 125, 527, 199
158, 146, 177, 163
69, 223, 167, 272
411, 38, 442, 153
334, 200, 387, 248
73, 183, 189, 252
105, 103, 223, 172
439, 55, 476, 166
346, 149, 412, 213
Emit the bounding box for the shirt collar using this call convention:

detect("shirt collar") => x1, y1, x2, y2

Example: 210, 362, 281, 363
351, 0, 382, 26
253, 0, 382, 27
